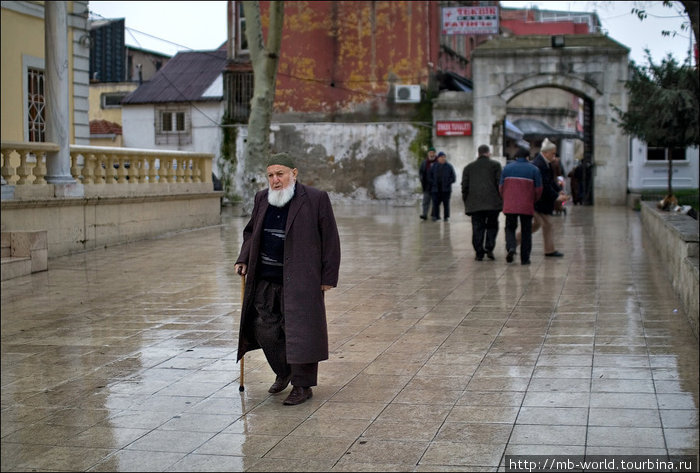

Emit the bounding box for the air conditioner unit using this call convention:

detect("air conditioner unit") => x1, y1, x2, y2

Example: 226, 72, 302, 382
394, 84, 421, 103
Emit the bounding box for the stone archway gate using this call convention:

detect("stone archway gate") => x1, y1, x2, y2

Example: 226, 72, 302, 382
471, 35, 629, 206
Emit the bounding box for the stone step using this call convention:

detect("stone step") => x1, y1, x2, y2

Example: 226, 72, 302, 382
0, 230, 48, 281
1, 256, 32, 281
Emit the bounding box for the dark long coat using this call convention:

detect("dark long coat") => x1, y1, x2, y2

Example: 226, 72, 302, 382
235, 183, 341, 364
532, 153, 559, 215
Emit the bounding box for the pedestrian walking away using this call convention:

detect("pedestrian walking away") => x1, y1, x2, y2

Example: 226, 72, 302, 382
521, 138, 568, 257
500, 144, 542, 265
462, 144, 503, 261
234, 152, 341, 406
419, 146, 437, 220
429, 151, 456, 222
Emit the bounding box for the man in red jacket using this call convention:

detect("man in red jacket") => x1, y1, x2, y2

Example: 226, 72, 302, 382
234, 152, 341, 405
499, 145, 542, 265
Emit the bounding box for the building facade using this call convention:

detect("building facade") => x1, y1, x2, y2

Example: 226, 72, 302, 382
1, 0, 90, 145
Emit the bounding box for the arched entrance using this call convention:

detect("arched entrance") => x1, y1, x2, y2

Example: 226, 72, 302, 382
472, 34, 629, 206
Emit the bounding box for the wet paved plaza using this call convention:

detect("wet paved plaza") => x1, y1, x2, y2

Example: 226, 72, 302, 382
1, 202, 698, 471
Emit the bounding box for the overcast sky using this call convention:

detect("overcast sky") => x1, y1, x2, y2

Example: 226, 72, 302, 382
88, 1, 695, 65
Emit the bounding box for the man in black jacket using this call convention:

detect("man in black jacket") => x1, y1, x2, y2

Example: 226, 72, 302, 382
530, 138, 568, 257
429, 151, 456, 222
462, 145, 503, 261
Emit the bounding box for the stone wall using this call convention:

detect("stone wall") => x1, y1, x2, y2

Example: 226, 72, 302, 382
235, 122, 422, 204
641, 201, 699, 339
472, 35, 630, 206
1, 193, 222, 258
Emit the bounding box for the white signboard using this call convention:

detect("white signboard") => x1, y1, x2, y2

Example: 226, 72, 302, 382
442, 6, 499, 35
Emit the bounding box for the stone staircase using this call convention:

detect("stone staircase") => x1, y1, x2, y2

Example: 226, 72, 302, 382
1, 231, 48, 281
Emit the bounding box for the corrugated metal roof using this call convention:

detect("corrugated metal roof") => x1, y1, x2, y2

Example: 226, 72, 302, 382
122, 49, 227, 104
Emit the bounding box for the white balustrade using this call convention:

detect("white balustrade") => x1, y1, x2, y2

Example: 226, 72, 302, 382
0, 142, 58, 185
1, 142, 214, 198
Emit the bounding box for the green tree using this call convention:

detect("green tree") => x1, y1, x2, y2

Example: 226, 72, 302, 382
613, 51, 699, 199
240, 1, 284, 212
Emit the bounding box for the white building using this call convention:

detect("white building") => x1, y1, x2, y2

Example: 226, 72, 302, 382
121, 49, 226, 182
627, 138, 699, 193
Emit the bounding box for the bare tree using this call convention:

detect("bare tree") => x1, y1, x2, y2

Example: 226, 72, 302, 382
632, 1, 698, 57
240, 1, 284, 212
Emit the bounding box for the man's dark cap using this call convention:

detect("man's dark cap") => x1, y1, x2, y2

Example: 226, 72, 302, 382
266, 152, 296, 169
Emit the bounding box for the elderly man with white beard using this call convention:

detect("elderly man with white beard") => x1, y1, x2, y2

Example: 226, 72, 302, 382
234, 152, 341, 406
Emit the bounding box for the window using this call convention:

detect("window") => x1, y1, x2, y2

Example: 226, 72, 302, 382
27, 67, 46, 142
156, 108, 191, 145
23, 54, 46, 142
101, 92, 128, 109
647, 146, 686, 161
225, 71, 254, 122
159, 111, 187, 133
175, 112, 185, 132
238, 2, 248, 53
162, 112, 172, 132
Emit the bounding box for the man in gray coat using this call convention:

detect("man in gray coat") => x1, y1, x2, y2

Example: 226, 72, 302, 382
461, 144, 503, 261
234, 152, 341, 406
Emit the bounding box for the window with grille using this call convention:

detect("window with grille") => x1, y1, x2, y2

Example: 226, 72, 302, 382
156, 108, 191, 145
225, 71, 254, 122
27, 67, 46, 142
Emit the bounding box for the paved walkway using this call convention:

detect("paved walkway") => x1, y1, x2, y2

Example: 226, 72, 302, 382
1, 203, 698, 472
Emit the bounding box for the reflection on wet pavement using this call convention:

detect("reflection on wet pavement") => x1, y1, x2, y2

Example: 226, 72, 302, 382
2, 203, 698, 471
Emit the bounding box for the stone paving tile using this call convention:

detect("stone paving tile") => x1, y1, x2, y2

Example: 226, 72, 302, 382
2, 205, 698, 471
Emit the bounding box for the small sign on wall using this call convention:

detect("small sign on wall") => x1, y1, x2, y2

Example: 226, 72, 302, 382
442, 6, 499, 35
436, 120, 472, 136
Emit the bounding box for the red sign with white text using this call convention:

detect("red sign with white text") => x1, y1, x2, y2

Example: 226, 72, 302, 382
436, 121, 472, 136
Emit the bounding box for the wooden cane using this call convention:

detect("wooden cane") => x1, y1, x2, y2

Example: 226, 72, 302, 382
239, 273, 245, 392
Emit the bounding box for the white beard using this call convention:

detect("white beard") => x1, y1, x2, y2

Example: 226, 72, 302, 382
268, 180, 296, 207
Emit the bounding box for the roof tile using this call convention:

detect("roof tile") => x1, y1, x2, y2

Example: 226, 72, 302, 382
90, 119, 122, 135
122, 50, 227, 104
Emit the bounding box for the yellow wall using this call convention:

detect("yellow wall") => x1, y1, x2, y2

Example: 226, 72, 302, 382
1, 8, 44, 141
1, 3, 77, 143
88, 83, 138, 124
90, 136, 124, 147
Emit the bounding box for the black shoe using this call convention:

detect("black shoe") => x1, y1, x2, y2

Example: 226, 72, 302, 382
283, 386, 313, 405
420, 215, 427, 220
475, 255, 484, 261
545, 251, 564, 257
506, 250, 515, 263
268, 374, 291, 394
486, 251, 495, 260
521, 260, 531, 265
444, 218, 449, 222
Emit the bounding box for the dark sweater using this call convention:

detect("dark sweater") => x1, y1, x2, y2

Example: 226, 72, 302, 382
259, 203, 289, 284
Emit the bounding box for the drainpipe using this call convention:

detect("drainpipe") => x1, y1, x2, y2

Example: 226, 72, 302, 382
44, 1, 76, 187
227, 0, 235, 61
